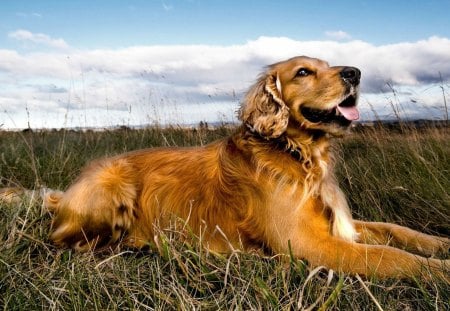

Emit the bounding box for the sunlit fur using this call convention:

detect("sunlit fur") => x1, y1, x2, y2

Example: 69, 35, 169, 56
4, 56, 448, 279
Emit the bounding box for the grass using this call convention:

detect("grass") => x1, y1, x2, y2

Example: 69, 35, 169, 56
0, 123, 449, 310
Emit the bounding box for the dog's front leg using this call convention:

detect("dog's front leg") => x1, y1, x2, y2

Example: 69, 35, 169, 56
281, 199, 449, 279
291, 228, 449, 279
354, 220, 449, 257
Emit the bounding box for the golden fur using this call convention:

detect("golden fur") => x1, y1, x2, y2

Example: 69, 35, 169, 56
2, 56, 448, 279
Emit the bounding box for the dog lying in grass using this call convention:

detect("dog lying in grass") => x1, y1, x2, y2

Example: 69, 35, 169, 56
1, 56, 448, 279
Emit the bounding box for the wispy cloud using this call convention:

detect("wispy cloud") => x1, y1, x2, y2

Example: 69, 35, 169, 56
8, 29, 69, 49
325, 30, 352, 41
16, 12, 43, 18
162, 1, 173, 11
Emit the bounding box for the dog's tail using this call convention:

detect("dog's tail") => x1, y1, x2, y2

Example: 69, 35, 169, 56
0, 187, 58, 207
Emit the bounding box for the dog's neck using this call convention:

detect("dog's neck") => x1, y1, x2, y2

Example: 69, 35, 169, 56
281, 127, 330, 160
241, 126, 330, 164
241, 128, 302, 162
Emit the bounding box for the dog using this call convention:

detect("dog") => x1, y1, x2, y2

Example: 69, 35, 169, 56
1, 56, 448, 279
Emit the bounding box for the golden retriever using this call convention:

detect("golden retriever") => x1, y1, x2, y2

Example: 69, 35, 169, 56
1, 56, 448, 279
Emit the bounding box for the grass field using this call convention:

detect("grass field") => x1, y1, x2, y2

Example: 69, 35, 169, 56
0, 123, 449, 310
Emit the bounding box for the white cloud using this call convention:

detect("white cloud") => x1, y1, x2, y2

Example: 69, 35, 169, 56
8, 29, 69, 49
16, 12, 42, 18
1, 35, 449, 129
325, 30, 352, 41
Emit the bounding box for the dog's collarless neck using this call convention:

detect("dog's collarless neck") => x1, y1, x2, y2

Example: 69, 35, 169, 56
244, 129, 304, 162
275, 140, 303, 161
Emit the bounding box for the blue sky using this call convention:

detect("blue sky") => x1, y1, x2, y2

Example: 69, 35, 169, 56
2, 0, 450, 47
1, 0, 450, 128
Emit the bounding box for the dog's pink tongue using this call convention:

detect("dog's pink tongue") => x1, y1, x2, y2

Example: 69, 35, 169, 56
337, 105, 360, 121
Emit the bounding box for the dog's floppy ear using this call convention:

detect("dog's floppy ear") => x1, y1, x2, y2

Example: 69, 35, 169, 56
239, 72, 289, 138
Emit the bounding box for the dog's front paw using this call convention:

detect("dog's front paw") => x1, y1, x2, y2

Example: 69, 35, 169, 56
423, 258, 450, 283
418, 235, 449, 258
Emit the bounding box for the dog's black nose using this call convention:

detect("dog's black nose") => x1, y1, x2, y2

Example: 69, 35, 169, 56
340, 67, 361, 86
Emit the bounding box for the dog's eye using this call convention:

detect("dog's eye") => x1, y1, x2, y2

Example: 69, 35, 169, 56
296, 68, 312, 77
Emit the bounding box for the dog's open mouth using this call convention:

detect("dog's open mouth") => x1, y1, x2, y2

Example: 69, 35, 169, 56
300, 95, 359, 126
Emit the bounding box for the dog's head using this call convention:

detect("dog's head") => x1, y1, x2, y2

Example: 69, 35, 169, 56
240, 56, 360, 137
